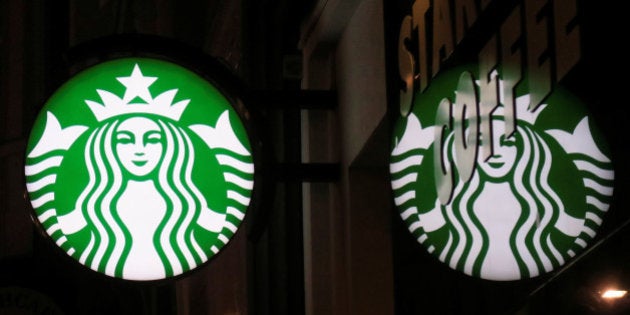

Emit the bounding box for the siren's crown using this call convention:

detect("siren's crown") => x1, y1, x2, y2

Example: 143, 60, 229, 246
493, 93, 547, 125
85, 64, 190, 122
479, 71, 546, 125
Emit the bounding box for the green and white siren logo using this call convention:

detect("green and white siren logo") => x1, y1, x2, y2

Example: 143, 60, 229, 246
390, 67, 614, 281
25, 58, 254, 281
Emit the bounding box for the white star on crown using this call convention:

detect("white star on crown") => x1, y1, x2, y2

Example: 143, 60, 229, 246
85, 64, 190, 122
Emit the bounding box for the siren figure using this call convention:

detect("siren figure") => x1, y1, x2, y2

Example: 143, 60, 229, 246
437, 110, 571, 280
390, 92, 613, 280
55, 64, 225, 280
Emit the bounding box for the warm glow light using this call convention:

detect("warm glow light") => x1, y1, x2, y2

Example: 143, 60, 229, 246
601, 290, 627, 299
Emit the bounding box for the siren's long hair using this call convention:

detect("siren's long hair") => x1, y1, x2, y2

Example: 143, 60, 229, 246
438, 120, 565, 278
75, 117, 208, 278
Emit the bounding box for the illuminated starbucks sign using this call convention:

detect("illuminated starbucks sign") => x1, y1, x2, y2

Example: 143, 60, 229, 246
25, 58, 254, 281
390, 66, 614, 281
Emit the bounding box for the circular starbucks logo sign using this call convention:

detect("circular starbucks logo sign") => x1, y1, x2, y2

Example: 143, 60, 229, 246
25, 58, 254, 281
390, 67, 614, 281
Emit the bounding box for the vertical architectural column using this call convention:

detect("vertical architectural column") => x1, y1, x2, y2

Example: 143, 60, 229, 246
2, 0, 24, 141
300, 0, 394, 314
0, 0, 31, 259
336, 1, 394, 313
301, 49, 340, 315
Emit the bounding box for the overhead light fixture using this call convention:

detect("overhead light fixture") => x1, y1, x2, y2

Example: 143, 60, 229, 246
601, 289, 627, 299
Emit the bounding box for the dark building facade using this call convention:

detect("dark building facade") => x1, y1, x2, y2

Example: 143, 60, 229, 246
1, 1, 628, 314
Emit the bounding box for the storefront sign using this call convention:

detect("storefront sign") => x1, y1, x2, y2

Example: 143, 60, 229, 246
390, 64, 614, 280
390, 0, 614, 282
25, 58, 254, 281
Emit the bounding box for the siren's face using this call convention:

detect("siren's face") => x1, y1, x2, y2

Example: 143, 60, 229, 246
478, 119, 517, 179
115, 117, 164, 177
